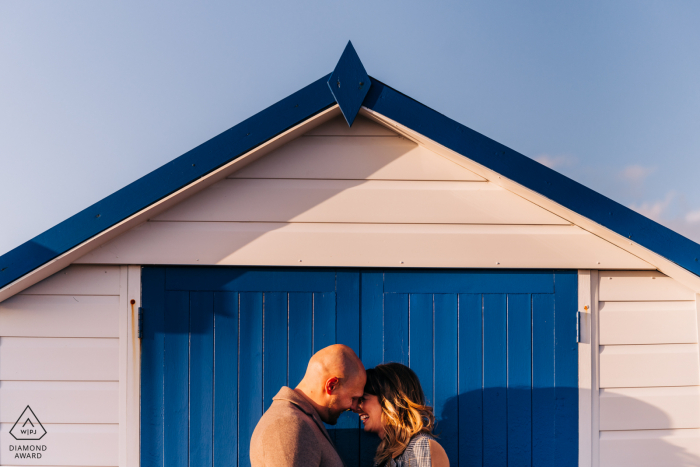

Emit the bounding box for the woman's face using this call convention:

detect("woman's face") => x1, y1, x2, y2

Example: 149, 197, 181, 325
357, 393, 385, 438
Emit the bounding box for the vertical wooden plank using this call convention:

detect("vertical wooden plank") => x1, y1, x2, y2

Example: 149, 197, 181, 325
384, 293, 409, 364
533, 293, 555, 466
214, 292, 238, 467
361, 271, 384, 368
336, 271, 361, 467
164, 291, 189, 467
591, 270, 600, 467
434, 293, 458, 464
238, 292, 263, 467
140, 267, 165, 467
313, 291, 337, 442
360, 271, 383, 467
263, 292, 288, 410
288, 293, 313, 388
458, 293, 482, 467
313, 292, 336, 351
578, 270, 592, 467
190, 292, 214, 467
409, 294, 434, 405
507, 294, 532, 467
337, 271, 361, 355
483, 294, 507, 467
119, 266, 128, 467
555, 271, 578, 466
127, 265, 141, 467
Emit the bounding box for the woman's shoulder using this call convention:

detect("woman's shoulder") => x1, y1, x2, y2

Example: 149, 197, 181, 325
404, 433, 449, 467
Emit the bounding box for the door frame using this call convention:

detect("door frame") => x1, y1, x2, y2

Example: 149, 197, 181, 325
123, 267, 595, 467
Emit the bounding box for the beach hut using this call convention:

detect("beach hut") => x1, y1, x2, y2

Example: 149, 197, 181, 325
1, 42, 699, 467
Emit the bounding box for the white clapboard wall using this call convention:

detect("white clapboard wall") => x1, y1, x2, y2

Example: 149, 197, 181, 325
75, 115, 653, 270
597, 271, 700, 467
0, 265, 122, 467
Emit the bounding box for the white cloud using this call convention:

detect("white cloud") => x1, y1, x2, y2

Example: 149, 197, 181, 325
631, 191, 676, 221
685, 210, 700, 224
620, 164, 656, 182
534, 154, 577, 169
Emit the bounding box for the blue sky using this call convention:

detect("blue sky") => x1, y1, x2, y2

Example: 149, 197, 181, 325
1, 1, 699, 256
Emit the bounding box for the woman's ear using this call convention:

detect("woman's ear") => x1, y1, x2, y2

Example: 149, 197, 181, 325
325, 376, 340, 395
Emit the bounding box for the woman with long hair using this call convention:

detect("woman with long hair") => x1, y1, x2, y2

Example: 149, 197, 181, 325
356, 363, 449, 467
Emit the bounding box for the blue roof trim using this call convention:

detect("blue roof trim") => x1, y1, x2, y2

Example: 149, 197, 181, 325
363, 78, 700, 276
0, 74, 336, 290
327, 41, 371, 127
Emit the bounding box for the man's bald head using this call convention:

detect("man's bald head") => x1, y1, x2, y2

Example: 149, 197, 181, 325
295, 344, 366, 424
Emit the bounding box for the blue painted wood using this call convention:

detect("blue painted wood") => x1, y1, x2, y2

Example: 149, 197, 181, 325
360, 271, 384, 368
483, 294, 507, 467
554, 272, 579, 466
384, 294, 408, 364
385, 270, 554, 294
335, 271, 361, 467
288, 293, 313, 388
409, 294, 433, 405
434, 294, 458, 464
238, 292, 263, 467
143, 267, 577, 467
213, 292, 238, 467
458, 293, 482, 467
360, 271, 384, 467
164, 291, 189, 467
532, 293, 556, 466
166, 267, 336, 292
190, 292, 214, 467
363, 78, 700, 277
141, 267, 166, 467
507, 294, 532, 467
328, 41, 371, 127
313, 292, 336, 351
0, 75, 336, 291
263, 292, 288, 411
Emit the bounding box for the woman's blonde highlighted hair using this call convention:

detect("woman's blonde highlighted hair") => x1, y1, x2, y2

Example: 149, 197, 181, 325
364, 362, 435, 466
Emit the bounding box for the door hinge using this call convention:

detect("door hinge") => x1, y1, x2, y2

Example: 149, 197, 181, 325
138, 307, 144, 338
576, 311, 582, 343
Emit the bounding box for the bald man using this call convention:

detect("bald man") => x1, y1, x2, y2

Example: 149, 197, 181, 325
250, 344, 366, 467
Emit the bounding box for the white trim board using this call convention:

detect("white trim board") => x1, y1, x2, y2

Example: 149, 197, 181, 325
360, 107, 700, 294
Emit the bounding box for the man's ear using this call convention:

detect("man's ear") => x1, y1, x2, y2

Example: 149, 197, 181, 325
325, 377, 340, 395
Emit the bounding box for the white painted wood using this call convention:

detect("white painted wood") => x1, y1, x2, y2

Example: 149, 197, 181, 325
591, 270, 601, 467
19, 266, 121, 296
126, 266, 140, 467
118, 266, 127, 467
599, 301, 698, 345
599, 344, 700, 388
303, 114, 396, 136
600, 387, 700, 430
0, 381, 118, 424
75, 222, 654, 269
599, 429, 700, 467
0, 295, 119, 338
153, 179, 569, 225
0, 423, 118, 466
0, 337, 119, 381
0, 106, 341, 303
361, 108, 700, 295
578, 270, 593, 467
229, 137, 485, 181
599, 271, 695, 301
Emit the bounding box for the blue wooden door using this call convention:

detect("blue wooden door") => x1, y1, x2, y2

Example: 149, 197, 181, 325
141, 267, 577, 467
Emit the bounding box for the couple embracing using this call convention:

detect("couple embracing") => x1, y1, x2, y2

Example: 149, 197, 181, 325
250, 344, 449, 467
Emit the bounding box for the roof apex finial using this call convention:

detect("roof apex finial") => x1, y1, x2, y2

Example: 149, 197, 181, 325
328, 41, 371, 127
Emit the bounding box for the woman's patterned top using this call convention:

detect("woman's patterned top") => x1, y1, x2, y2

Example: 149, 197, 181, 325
386, 433, 433, 467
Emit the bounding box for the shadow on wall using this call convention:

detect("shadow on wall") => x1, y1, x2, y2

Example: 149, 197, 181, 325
326, 389, 700, 467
